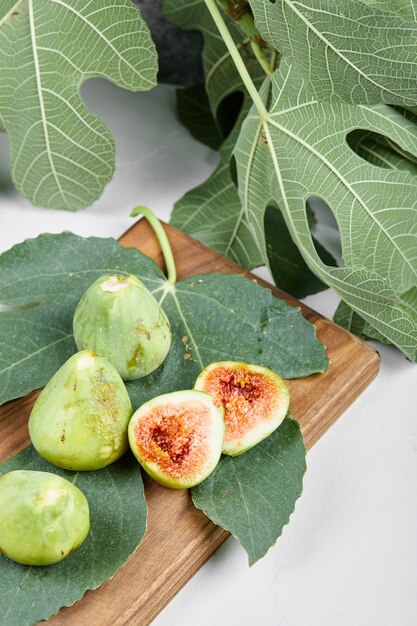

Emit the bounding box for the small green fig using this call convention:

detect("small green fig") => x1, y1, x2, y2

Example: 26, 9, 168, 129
128, 390, 225, 489
0, 470, 90, 565
28, 351, 132, 471
73, 274, 171, 380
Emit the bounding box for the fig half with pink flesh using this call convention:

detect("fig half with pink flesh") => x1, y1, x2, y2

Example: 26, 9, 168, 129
128, 390, 224, 489
194, 361, 290, 456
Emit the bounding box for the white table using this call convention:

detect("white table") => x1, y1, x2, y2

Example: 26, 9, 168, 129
1, 80, 416, 626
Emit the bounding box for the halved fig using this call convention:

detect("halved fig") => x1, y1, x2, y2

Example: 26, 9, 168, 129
195, 361, 290, 456
128, 390, 224, 489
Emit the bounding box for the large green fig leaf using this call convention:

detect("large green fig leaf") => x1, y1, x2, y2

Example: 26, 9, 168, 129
234, 60, 417, 361
249, 0, 417, 104
165, 0, 336, 297
192, 417, 305, 565
0, 232, 328, 407
0, 447, 146, 626
0, 0, 157, 210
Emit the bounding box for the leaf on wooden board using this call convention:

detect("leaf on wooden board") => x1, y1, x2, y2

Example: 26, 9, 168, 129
0, 232, 328, 408
176, 84, 223, 150
192, 417, 306, 565
138, 271, 328, 408
0, 447, 146, 626
233, 59, 417, 361
249, 0, 417, 104
0, 0, 157, 209
0, 233, 163, 405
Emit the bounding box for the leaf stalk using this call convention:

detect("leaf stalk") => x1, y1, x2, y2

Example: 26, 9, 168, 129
216, 0, 273, 75
130, 206, 177, 284
203, 0, 269, 119
250, 40, 274, 76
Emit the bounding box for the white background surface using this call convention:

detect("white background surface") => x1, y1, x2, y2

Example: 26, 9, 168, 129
1, 81, 416, 626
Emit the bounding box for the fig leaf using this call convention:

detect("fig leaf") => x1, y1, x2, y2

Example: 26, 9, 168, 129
171, 98, 265, 270
0, 232, 328, 407
164, 0, 417, 357
165, 0, 342, 299
359, 0, 417, 21
0, 0, 157, 209
0, 232, 164, 405
334, 300, 392, 345
249, 0, 417, 105
233, 60, 417, 361
192, 417, 305, 565
0, 446, 146, 626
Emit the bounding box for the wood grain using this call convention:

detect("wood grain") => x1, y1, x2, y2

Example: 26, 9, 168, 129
0, 220, 380, 626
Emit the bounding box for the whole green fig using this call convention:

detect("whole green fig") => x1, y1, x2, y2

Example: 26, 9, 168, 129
28, 351, 132, 471
73, 274, 171, 380
0, 470, 90, 565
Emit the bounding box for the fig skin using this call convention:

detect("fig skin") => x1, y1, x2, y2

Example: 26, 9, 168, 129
0, 470, 90, 566
28, 351, 133, 471
128, 390, 225, 489
73, 274, 171, 381
195, 361, 290, 456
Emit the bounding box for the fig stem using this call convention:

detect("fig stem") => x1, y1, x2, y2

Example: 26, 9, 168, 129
203, 0, 269, 120
130, 206, 177, 284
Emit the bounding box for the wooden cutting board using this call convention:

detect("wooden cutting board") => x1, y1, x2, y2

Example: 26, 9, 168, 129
0, 219, 380, 626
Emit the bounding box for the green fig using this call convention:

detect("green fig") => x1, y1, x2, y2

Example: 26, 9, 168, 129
195, 361, 290, 456
73, 274, 171, 380
128, 390, 225, 489
28, 351, 132, 471
0, 470, 90, 565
